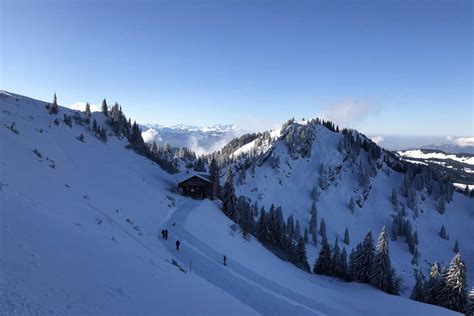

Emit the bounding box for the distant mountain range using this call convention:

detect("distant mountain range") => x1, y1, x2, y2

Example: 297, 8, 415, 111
369, 135, 474, 154
140, 124, 244, 155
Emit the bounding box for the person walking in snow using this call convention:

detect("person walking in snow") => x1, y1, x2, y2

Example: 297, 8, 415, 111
223, 255, 227, 266
164, 229, 168, 240
161, 229, 165, 239
175, 240, 180, 251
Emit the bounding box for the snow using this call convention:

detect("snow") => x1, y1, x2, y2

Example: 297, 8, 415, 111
183, 201, 459, 315
232, 121, 474, 296
398, 150, 474, 165
232, 129, 281, 158
0, 91, 254, 315
0, 91, 468, 315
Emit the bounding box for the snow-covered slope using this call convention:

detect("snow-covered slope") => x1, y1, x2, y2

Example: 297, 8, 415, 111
228, 120, 474, 295
0, 91, 465, 315
0, 91, 254, 314
141, 123, 243, 155
397, 149, 474, 187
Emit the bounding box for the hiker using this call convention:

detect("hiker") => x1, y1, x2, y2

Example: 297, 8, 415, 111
164, 229, 168, 240
161, 229, 165, 239
223, 255, 227, 266
173, 222, 176, 227
175, 240, 181, 251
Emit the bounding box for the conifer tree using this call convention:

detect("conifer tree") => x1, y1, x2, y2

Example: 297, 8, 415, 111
437, 195, 446, 214
453, 240, 459, 253
92, 118, 98, 132
410, 270, 426, 302
257, 207, 269, 242
349, 197, 356, 213
391, 188, 398, 208
313, 237, 332, 275
294, 236, 310, 272
440, 225, 448, 239
331, 237, 342, 277
352, 231, 375, 283
130, 121, 145, 150
343, 227, 350, 245
222, 169, 237, 221
466, 287, 474, 316
236, 196, 254, 236
339, 247, 349, 281
370, 227, 396, 294
319, 217, 327, 240
85, 102, 91, 117
193, 157, 206, 172
102, 99, 108, 116
347, 246, 358, 281
50, 92, 59, 114
442, 253, 467, 313
425, 262, 443, 305
309, 202, 317, 235
209, 158, 220, 199
303, 227, 309, 244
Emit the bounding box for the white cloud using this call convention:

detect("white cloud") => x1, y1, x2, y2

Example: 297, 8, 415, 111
187, 135, 233, 156
142, 128, 161, 143
448, 136, 474, 147
370, 136, 384, 145
68, 102, 100, 113
322, 99, 373, 126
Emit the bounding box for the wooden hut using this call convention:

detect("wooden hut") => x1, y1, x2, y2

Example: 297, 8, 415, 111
177, 171, 212, 199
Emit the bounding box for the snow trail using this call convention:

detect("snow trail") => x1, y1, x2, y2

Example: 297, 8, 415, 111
160, 200, 344, 316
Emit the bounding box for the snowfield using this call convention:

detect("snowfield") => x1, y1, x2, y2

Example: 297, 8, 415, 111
0, 91, 468, 315
398, 150, 474, 166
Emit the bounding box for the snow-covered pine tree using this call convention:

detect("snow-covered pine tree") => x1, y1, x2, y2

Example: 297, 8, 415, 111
331, 237, 342, 278
425, 262, 443, 305
313, 237, 332, 276
453, 240, 459, 253
410, 270, 426, 302
339, 247, 349, 281
347, 247, 357, 281
370, 227, 396, 294
441, 253, 467, 313
352, 231, 375, 283
391, 188, 398, 208
257, 207, 269, 242
236, 196, 254, 237
437, 195, 445, 214
193, 157, 206, 172
303, 227, 309, 244
85, 102, 91, 118
50, 93, 59, 114
319, 217, 327, 239
309, 202, 317, 235
92, 118, 98, 132
294, 236, 310, 272
440, 225, 448, 240
222, 169, 237, 221
294, 219, 301, 240
209, 158, 220, 199
101, 99, 108, 116
349, 197, 356, 213
466, 287, 474, 316
343, 227, 350, 245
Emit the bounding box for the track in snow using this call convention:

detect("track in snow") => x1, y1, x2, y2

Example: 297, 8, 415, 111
160, 200, 344, 316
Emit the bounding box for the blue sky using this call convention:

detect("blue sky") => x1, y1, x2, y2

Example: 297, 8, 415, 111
1, 0, 472, 136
